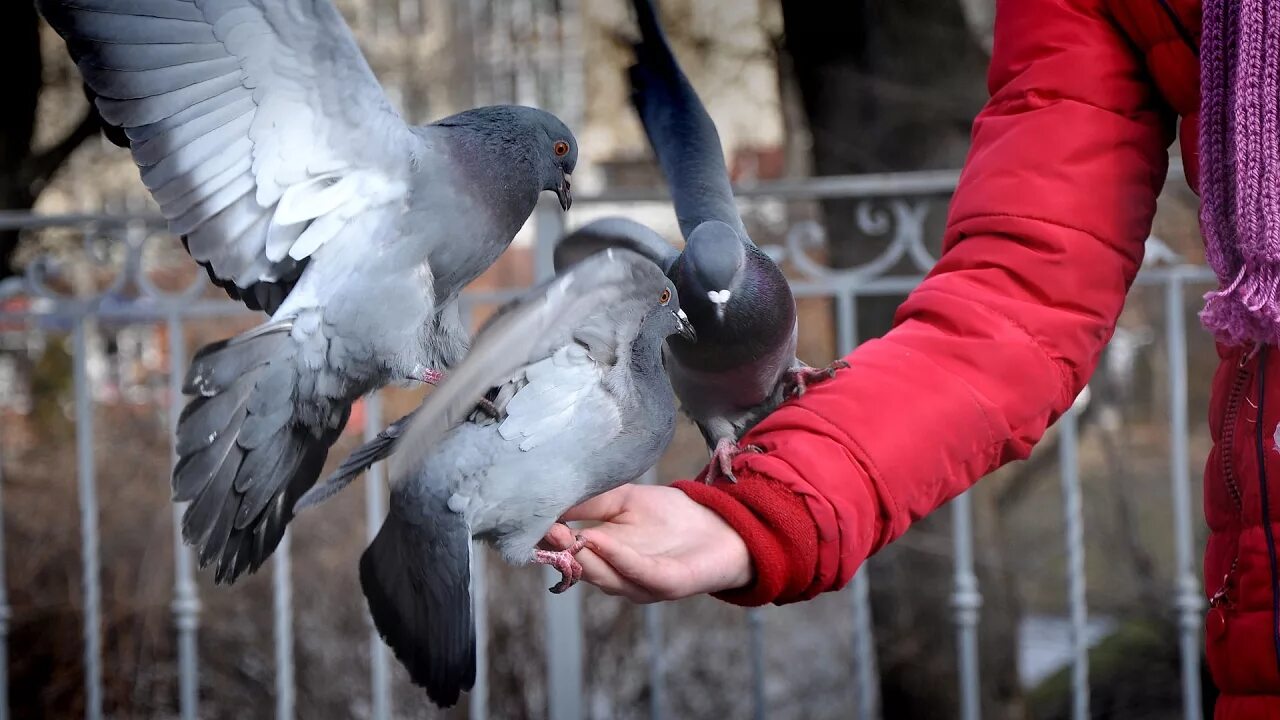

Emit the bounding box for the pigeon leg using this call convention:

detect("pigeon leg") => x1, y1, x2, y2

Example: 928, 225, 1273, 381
705, 438, 742, 484
408, 365, 445, 385
534, 535, 588, 594
704, 440, 767, 484
783, 360, 850, 398
409, 365, 502, 419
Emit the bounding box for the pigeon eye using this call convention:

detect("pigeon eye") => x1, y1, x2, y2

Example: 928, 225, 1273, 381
659, 288, 672, 305
553, 141, 570, 157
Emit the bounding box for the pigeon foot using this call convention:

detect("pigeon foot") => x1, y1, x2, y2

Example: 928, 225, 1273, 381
784, 360, 849, 398
408, 365, 444, 385
704, 438, 762, 484
410, 366, 503, 419
534, 535, 588, 594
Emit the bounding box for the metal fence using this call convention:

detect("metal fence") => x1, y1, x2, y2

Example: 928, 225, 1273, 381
0, 168, 1214, 719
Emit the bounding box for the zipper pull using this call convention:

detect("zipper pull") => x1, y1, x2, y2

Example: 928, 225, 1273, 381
1210, 558, 1240, 608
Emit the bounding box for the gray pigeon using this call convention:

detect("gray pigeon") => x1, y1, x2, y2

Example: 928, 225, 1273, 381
294, 247, 695, 707
36, 0, 577, 584
554, 0, 842, 483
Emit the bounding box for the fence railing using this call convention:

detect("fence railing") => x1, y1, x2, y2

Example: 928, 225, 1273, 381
0, 167, 1215, 719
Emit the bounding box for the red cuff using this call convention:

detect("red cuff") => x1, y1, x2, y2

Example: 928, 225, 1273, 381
674, 470, 819, 607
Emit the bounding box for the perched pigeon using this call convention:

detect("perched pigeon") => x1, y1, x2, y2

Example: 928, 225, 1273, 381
294, 248, 695, 707
36, 0, 577, 583
554, 0, 842, 483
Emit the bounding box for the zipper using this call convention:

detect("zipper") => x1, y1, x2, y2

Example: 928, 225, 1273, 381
1221, 357, 1252, 515
1213, 352, 1255, 607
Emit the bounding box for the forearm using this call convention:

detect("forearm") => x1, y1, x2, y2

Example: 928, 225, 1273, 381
678, 0, 1174, 606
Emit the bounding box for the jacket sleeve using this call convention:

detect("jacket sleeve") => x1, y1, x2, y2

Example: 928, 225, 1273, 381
674, 0, 1175, 606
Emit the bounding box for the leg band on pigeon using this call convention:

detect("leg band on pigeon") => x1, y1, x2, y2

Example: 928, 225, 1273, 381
534, 535, 588, 594
784, 360, 850, 398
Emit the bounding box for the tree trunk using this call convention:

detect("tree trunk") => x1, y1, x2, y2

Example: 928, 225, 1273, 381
0, 6, 105, 282
0, 1, 44, 281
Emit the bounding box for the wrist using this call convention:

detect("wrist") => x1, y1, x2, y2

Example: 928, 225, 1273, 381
674, 472, 819, 607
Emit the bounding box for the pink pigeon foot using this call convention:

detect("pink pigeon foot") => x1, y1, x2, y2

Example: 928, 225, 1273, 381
408, 365, 445, 385
409, 366, 502, 419
534, 535, 588, 594
784, 360, 849, 398
704, 438, 763, 484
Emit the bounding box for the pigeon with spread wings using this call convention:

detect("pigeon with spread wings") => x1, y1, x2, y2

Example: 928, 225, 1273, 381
36, 0, 577, 583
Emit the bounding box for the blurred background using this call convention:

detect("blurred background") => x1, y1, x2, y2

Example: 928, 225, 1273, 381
0, 1, 1215, 718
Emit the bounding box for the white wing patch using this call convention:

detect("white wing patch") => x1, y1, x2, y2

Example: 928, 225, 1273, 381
498, 344, 605, 452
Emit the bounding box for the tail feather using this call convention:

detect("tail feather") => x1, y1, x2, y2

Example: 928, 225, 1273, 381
182, 322, 292, 396
361, 498, 475, 708
173, 326, 349, 585
293, 409, 416, 514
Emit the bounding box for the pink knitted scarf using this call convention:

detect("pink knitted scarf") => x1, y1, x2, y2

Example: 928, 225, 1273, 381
1199, 0, 1280, 346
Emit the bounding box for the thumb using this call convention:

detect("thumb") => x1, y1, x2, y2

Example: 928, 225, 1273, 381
559, 484, 634, 522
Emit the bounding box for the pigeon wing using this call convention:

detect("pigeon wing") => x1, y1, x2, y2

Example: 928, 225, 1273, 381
38, 0, 417, 314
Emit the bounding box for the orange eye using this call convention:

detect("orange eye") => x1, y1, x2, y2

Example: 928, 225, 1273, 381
553, 140, 570, 157
659, 288, 672, 305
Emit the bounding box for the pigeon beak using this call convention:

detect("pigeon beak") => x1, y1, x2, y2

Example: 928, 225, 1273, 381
674, 308, 697, 342
556, 171, 573, 211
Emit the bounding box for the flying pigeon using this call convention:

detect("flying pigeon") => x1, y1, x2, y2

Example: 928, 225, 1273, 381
36, 0, 578, 583
294, 247, 695, 707
554, 0, 843, 483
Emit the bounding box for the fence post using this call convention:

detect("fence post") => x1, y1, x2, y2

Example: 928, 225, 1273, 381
1166, 276, 1204, 720
363, 393, 392, 720
167, 316, 200, 720
274, 533, 294, 720
1059, 406, 1090, 720
951, 492, 982, 720
73, 318, 104, 720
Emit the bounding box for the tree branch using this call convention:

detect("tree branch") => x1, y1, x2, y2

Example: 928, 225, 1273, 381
20, 106, 103, 199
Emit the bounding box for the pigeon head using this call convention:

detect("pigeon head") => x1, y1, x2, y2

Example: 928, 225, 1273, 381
524, 107, 578, 211
636, 277, 697, 353
435, 105, 578, 210
678, 221, 746, 324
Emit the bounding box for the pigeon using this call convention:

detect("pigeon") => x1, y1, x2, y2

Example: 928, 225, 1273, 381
554, 0, 843, 483
293, 247, 696, 707
36, 0, 578, 584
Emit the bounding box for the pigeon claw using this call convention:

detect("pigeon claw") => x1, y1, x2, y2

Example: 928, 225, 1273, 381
534, 535, 588, 594
784, 360, 849, 398
705, 438, 747, 484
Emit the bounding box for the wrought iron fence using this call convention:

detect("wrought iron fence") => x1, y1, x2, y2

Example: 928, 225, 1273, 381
0, 167, 1214, 720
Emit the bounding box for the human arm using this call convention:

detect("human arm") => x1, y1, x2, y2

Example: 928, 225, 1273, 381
559, 0, 1175, 605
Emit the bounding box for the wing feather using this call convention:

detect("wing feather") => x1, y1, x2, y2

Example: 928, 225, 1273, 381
37, 0, 415, 315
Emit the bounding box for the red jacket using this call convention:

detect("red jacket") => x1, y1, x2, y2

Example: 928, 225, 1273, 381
675, 0, 1280, 715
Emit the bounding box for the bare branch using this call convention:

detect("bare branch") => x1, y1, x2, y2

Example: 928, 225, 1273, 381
20, 106, 103, 198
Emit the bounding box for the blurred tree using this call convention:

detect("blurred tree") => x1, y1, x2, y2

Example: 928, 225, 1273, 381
0, 3, 110, 281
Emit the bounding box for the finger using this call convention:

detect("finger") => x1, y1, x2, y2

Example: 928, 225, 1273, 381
574, 547, 656, 603
579, 527, 669, 591
541, 523, 577, 551
559, 484, 633, 522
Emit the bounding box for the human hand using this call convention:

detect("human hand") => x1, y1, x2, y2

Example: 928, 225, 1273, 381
543, 484, 752, 603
